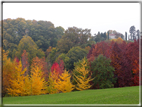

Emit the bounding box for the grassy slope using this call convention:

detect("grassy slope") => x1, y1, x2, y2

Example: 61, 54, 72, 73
3, 86, 140, 104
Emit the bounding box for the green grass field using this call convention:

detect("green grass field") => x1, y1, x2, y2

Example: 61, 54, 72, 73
3, 86, 140, 104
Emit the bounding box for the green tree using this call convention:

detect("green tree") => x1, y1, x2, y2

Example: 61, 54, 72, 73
2, 18, 59, 53
66, 46, 88, 70
36, 49, 45, 58
29, 20, 55, 51
57, 27, 91, 53
93, 32, 107, 43
16, 35, 38, 63
47, 26, 58, 48
91, 54, 116, 89
101, 32, 107, 40
94, 32, 102, 43
55, 26, 65, 40
4, 43, 18, 59
57, 37, 74, 53
46, 47, 60, 65
129, 26, 136, 40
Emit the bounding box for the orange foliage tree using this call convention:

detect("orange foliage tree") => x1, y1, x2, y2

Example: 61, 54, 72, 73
31, 56, 49, 81
85, 46, 91, 51
21, 50, 29, 76
46, 46, 52, 57
2, 50, 14, 96
132, 60, 139, 85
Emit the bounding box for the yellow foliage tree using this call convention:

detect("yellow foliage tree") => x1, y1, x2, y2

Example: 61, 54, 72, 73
54, 70, 74, 93
111, 37, 123, 44
47, 71, 59, 94
7, 60, 29, 96
7, 61, 47, 96
73, 58, 94, 91
46, 46, 52, 56
85, 46, 91, 51
30, 66, 47, 95
23, 75, 31, 96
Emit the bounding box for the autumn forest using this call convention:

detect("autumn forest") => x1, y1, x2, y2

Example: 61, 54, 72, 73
1, 18, 141, 97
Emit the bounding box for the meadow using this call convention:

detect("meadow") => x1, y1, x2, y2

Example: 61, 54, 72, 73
3, 86, 140, 104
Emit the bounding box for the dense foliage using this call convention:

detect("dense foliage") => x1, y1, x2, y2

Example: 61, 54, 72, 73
66, 46, 88, 70
2, 18, 140, 97
90, 54, 115, 89
87, 39, 140, 88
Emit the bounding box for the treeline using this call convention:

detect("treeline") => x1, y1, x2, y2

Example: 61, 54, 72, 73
2, 39, 140, 97
2, 18, 63, 59
2, 18, 95, 61
87, 39, 140, 88
1, 18, 141, 97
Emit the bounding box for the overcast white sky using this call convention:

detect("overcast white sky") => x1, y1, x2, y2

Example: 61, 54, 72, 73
3, 3, 141, 36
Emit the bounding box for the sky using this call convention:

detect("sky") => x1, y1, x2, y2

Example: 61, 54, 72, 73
3, 2, 141, 36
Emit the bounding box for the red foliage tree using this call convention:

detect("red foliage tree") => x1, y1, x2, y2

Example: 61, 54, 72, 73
87, 44, 95, 63
57, 59, 65, 73
118, 41, 133, 86
110, 43, 122, 87
87, 40, 139, 88
110, 43, 133, 87
87, 41, 112, 61
51, 60, 65, 81
51, 62, 60, 73
14, 57, 19, 64
125, 40, 139, 86
120, 55, 133, 87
